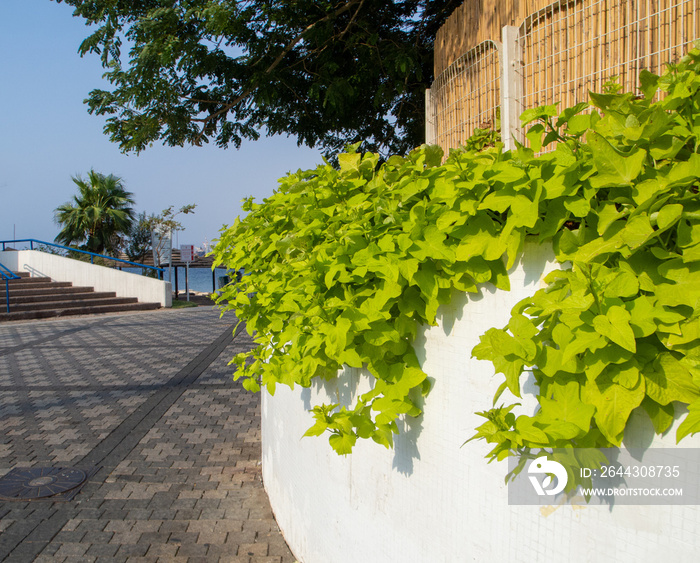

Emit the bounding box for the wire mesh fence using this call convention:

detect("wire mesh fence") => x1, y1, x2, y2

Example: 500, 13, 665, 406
428, 0, 700, 153
521, 0, 699, 112
428, 41, 501, 151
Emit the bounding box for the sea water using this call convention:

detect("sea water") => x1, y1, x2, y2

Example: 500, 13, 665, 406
119, 267, 230, 293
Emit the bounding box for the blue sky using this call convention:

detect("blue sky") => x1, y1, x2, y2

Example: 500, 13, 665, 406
0, 0, 324, 250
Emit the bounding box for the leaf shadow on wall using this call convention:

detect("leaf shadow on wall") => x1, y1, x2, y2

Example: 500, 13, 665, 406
302, 366, 424, 475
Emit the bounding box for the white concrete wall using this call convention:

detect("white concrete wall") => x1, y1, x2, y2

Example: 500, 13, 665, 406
0, 250, 171, 307
261, 242, 700, 563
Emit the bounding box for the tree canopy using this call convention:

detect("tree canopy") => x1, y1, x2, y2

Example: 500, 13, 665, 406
56, 0, 462, 157
54, 170, 136, 256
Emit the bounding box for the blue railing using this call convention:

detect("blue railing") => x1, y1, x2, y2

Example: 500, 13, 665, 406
0, 263, 20, 313
0, 239, 165, 279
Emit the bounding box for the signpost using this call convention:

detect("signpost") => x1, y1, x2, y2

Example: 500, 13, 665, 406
180, 245, 194, 301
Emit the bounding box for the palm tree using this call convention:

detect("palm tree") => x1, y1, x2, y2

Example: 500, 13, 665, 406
54, 171, 136, 256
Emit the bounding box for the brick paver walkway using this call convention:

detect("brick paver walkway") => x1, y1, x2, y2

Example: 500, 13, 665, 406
0, 307, 296, 562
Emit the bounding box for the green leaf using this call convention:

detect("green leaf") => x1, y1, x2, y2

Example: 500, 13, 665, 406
303, 421, 329, 437
338, 152, 361, 172
413, 262, 438, 299
582, 371, 645, 444
423, 145, 444, 167
242, 377, 261, 393
564, 197, 591, 217
514, 416, 549, 444
454, 215, 506, 261
520, 104, 559, 125
592, 306, 637, 352
665, 318, 700, 347
644, 353, 700, 405
559, 327, 605, 365
603, 271, 639, 299
556, 102, 590, 127
677, 399, 700, 442
539, 381, 595, 433
510, 194, 540, 227
639, 69, 660, 99
565, 114, 592, 136
526, 123, 545, 152
588, 131, 647, 187
409, 225, 456, 262
627, 295, 659, 338
595, 202, 622, 235
656, 260, 700, 307
583, 344, 634, 380
573, 224, 625, 262
620, 214, 655, 249
324, 318, 351, 357
655, 204, 683, 231
329, 432, 357, 455
641, 396, 675, 434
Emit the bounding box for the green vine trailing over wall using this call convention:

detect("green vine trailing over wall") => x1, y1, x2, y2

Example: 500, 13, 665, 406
214, 49, 700, 457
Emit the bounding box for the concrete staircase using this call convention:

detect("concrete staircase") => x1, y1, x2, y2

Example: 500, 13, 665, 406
0, 272, 161, 321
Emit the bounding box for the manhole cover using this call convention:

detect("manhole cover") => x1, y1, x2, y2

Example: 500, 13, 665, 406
0, 467, 95, 501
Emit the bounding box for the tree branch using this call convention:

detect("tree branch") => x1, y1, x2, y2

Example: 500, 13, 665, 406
191, 0, 364, 143
338, 0, 366, 42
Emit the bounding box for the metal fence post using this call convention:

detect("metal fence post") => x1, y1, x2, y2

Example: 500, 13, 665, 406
500, 25, 525, 151
425, 88, 436, 145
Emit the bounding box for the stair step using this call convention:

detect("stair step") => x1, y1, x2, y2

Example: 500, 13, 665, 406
0, 286, 95, 299
5, 275, 52, 284
4, 291, 117, 305
1, 271, 31, 279
0, 302, 161, 322
5, 297, 139, 313
1, 282, 74, 294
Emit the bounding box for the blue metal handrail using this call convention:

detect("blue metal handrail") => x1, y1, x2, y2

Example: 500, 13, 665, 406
0, 263, 20, 314
0, 239, 165, 279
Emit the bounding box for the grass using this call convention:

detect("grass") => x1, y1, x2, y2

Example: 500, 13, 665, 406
171, 299, 198, 309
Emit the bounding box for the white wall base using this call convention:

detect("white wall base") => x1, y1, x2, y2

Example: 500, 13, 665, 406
261, 242, 700, 563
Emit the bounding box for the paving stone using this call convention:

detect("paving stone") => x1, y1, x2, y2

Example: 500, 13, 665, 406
110, 531, 143, 545
0, 309, 294, 563
159, 520, 190, 534
104, 520, 135, 533
54, 542, 90, 557
54, 530, 87, 543
227, 529, 259, 545
139, 531, 171, 544
146, 542, 179, 558
176, 542, 210, 557
116, 543, 150, 557
168, 531, 199, 545
76, 519, 108, 532
81, 530, 115, 544
238, 542, 269, 557
196, 530, 228, 545
86, 542, 121, 557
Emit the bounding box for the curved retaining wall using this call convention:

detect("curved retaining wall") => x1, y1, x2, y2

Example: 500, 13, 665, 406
261, 243, 700, 562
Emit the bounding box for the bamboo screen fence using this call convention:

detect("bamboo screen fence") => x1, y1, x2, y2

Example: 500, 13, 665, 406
434, 0, 552, 76
428, 41, 501, 154
428, 0, 700, 153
